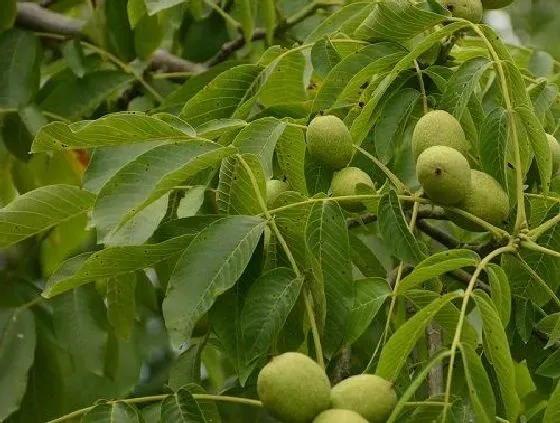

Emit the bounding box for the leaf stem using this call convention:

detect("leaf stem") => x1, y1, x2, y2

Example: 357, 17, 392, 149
471, 24, 527, 233
203, 0, 242, 28
442, 245, 517, 421
413, 60, 429, 114
353, 145, 409, 193
236, 155, 325, 368
527, 211, 560, 241
520, 240, 560, 259
266, 194, 424, 216
46, 394, 262, 423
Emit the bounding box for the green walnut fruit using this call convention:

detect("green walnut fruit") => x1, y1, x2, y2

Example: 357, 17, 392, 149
306, 115, 354, 169
313, 409, 369, 423
267, 179, 289, 208
453, 170, 510, 229
331, 374, 397, 423
446, 0, 483, 23
330, 167, 375, 211
547, 134, 560, 176
257, 352, 331, 423
481, 0, 514, 9
416, 146, 471, 205
412, 110, 470, 162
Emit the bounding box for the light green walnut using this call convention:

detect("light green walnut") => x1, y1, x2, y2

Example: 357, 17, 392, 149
330, 167, 375, 211
453, 170, 510, 230
416, 146, 471, 205
547, 134, 560, 176
412, 110, 470, 161
446, 0, 483, 22
306, 115, 354, 169
313, 409, 369, 423
481, 0, 514, 9
266, 179, 289, 208
257, 352, 331, 423
330, 374, 397, 423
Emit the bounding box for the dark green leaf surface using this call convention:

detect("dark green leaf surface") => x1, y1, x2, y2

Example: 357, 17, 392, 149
163, 215, 265, 347
0, 308, 36, 422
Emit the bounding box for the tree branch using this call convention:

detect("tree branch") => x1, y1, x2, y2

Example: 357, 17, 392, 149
416, 219, 460, 249
16, 3, 206, 74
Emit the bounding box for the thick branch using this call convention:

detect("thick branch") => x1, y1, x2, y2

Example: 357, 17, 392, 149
16, 3, 206, 74
16, 3, 83, 35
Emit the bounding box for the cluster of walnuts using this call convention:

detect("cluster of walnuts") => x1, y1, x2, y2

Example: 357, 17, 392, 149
257, 352, 397, 423
445, 0, 514, 24
414, 110, 560, 229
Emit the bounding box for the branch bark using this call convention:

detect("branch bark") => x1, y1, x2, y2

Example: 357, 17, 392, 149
16, 3, 207, 74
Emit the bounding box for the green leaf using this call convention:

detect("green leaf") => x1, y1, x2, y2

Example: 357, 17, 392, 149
487, 263, 511, 326
459, 343, 496, 423
234, 0, 254, 47
43, 216, 218, 297
378, 189, 424, 265
312, 42, 405, 114
273, 192, 312, 266
305, 201, 354, 356
374, 88, 420, 163
144, 0, 184, 15
84, 142, 165, 193
0, 308, 36, 422
217, 154, 266, 215
504, 209, 560, 306
181, 64, 263, 127
353, 0, 446, 42
529, 80, 558, 123
168, 343, 202, 391
82, 402, 141, 422
196, 118, 247, 139
276, 125, 307, 195
306, 2, 372, 43
536, 349, 560, 379
0, 29, 41, 110
544, 381, 560, 423
105, 0, 135, 61
134, 13, 164, 59
179, 384, 221, 423
107, 272, 137, 340
397, 249, 480, 295
346, 277, 390, 345
348, 232, 386, 278
52, 284, 109, 376
376, 293, 459, 381
232, 118, 286, 178
311, 38, 341, 80
0, 0, 15, 33
350, 21, 470, 144
92, 140, 234, 242
440, 57, 491, 120
39, 70, 133, 120
2, 105, 47, 161
161, 387, 206, 422
479, 107, 509, 190
0, 184, 95, 249
262, 0, 275, 45
163, 215, 265, 347
255, 49, 307, 109
406, 289, 478, 346
241, 268, 303, 372
473, 290, 520, 421
516, 105, 552, 194
32, 113, 195, 152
